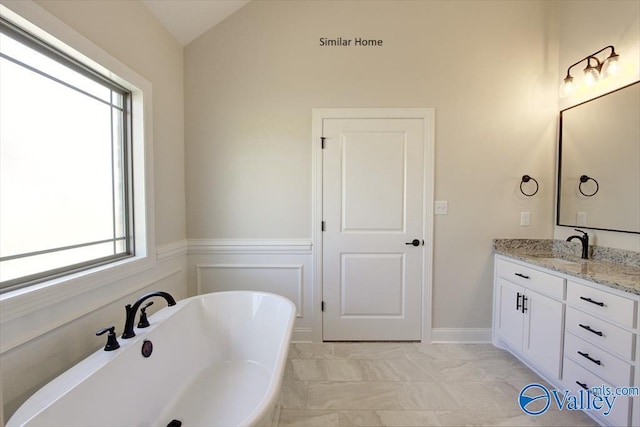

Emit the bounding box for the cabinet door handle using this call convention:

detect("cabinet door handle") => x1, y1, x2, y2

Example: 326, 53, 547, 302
514, 273, 530, 279
579, 296, 605, 307
578, 323, 603, 336
521, 296, 528, 313
577, 351, 602, 366
576, 381, 589, 391
516, 292, 522, 311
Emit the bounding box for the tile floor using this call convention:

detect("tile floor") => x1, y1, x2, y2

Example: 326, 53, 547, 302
276, 342, 598, 426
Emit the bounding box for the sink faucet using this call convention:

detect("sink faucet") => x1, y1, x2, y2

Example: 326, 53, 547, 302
567, 228, 589, 260
122, 291, 176, 339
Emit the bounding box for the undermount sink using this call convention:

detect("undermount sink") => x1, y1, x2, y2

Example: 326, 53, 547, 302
534, 257, 580, 265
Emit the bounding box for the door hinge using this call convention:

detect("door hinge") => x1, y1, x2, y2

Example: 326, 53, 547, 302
321, 221, 326, 231
321, 301, 325, 311
321, 137, 326, 149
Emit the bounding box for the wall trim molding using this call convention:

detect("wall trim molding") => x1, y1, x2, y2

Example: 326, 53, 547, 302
292, 327, 313, 343
430, 328, 492, 343
195, 263, 305, 318
188, 239, 313, 254
157, 239, 189, 261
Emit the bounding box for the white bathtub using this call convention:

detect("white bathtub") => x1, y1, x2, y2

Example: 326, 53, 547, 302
7, 291, 296, 427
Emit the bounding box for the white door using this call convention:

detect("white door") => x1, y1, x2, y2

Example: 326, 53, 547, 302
322, 117, 425, 341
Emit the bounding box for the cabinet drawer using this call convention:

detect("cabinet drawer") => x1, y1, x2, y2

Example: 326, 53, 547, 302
562, 357, 631, 427
565, 307, 635, 360
564, 331, 633, 387
567, 281, 637, 328
496, 258, 564, 299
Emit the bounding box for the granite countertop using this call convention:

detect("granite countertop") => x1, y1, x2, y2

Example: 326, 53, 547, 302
493, 239, 640, 296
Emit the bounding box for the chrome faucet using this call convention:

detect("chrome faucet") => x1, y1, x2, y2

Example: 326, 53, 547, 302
567, 228, 589, 259
122, 291, 176, 339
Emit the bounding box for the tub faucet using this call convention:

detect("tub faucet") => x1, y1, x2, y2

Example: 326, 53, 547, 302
567, 228, 589, 260
122, 291, 177, 339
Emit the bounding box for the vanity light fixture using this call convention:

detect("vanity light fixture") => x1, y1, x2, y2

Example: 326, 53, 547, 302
562, 45, 620, 95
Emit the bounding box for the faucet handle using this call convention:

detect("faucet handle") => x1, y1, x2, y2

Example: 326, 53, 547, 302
96, 326, 120, 351
137, 301, 154, 328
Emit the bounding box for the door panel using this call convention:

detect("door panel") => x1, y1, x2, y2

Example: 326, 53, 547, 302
496, 278, 524, 350
341, 253, 405, 316
342, 132, 406, 232
322, 118, 424, 341
523, 290, 563, 378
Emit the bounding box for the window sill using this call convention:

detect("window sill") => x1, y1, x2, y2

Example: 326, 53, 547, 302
0, 253, 155, 354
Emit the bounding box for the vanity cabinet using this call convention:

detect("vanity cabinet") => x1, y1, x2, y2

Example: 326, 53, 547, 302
494, 259, 564, 379
493, 255, 639, 427
562, 280, 637, 427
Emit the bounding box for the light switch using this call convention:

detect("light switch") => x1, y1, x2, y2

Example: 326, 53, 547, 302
521, 211, 531, 226
435, 201, 448, 215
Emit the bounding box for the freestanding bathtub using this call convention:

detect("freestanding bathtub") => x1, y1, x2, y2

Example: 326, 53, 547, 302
7, 291, 296, 427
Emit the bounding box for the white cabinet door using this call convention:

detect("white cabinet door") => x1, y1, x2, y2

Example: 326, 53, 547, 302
496, 275, 564, 379
523, 289, 564, 378
496, 278, 524, 351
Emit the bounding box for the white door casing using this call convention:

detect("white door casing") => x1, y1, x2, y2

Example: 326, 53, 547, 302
311, 109, 435, 342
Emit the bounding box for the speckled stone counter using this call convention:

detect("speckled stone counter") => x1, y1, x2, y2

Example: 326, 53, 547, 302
493, 239, 640, 296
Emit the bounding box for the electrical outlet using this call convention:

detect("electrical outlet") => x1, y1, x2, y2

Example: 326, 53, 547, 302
577, 212, 587, 226
521, 211, 531, 226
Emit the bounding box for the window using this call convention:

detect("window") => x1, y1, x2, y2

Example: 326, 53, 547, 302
0, 17, 134, 292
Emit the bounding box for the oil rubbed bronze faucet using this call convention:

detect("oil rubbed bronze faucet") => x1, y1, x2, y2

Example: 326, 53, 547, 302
122, 291, 176, 339
567, 228, 589, 259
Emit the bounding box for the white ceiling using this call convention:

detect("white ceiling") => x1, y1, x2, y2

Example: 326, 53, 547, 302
142, 0, 250, 46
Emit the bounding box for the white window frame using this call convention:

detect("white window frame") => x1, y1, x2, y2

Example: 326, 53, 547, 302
0, 1, 155, 349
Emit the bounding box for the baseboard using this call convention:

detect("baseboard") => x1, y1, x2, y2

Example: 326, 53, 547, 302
291, 327, 313, 343
430, 328, 492, 343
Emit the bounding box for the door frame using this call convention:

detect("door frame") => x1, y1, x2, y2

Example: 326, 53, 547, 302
311, 108, 435, 343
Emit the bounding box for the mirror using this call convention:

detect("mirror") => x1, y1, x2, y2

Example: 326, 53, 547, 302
557, 81, 640, 234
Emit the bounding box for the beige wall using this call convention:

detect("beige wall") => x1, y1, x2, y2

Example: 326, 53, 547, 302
185, 0, 559, 330
0, 0, 187, 421
3, 0, 637, 421
555, 0, 640, 251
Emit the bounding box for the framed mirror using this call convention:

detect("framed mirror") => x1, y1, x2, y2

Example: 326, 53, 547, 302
557, 81, 640, 234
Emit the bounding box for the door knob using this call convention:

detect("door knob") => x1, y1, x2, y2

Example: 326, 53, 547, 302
405, 239, 421, 247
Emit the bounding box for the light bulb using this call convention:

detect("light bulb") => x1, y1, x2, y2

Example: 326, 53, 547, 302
583, 66, 599, 86
562, 75, 574, 95
604, 53, 620, 77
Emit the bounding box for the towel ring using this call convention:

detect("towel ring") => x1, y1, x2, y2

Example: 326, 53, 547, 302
578, 175, 599, 197
520, 175, 539, 197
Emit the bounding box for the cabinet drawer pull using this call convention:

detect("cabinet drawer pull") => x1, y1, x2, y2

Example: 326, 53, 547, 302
514, 273, 530, 279
577, 351, 602, 366
576, 381, 589, 391
579, 296, 605, 307
578, 323, 603, 336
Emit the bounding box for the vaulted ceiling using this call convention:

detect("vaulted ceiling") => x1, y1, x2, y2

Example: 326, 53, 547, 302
142, 0, 250, 46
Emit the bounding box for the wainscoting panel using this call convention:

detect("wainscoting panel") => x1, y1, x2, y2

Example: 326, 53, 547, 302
187, 240, 313, 342
197, 264, 304, 318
